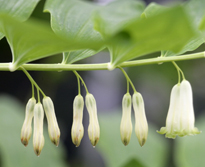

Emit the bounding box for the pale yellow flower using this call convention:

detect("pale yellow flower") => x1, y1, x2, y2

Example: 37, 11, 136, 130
71, 95, 84, 147
120, 93, 132, 146
132, 92, 148, 146
43, 96, 60, 146
85, 93, 100, 146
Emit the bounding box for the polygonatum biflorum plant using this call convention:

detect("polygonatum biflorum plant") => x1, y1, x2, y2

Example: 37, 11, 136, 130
0, 0, 205, 156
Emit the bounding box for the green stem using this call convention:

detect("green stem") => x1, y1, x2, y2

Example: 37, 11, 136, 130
73, 71, 89, 94
118, 66, 137, 93
172, 62, 181, 84
37, 88, 40, 103
73, 71, 81, 95
32, 83, 34, 98
127, 79, 129, 93
21, 67, 46, 97
3, 51, 204, 71
172, 61, 186, 82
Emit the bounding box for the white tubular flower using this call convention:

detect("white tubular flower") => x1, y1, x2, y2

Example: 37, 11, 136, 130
71, 95, 84, 147
85, 93, 100, 147
21, 98, 36, 146
33, 103, 45, 156
43, 96, 60, 146
132, 92, 148, 147
120, 93, 132, 146
158, 80, 201, 138
179, 80, 201, 136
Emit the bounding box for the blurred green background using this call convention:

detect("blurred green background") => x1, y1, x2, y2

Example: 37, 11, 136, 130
0, 0, 205, 167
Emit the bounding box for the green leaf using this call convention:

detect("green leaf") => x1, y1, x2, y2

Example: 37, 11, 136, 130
185, 0, 205, 28
0, 95, 68, 167
0, 14, 104, 71
97, 112, 169, 167
106, 6, 197, 69
199, 16, 205, 31
44, 0, 103, 64
161, 36, 204, 57
62, 50, 98, 64
0, 0, 40, 39
174, 114, 204, 167
161, 0, 205, 57
141, 2, 166, 19
93, 0, 145, 38
121, 158, 145, 167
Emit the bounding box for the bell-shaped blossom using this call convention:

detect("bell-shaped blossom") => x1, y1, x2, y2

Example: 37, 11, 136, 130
158, 80, 201, 138
120, 93, 132, 146
132, 92, 148, 146
43, 96, 60, 146
71, 95, 84, 147
85, 93, 100, 147
21, 98, 36, 146
33, 103, 45, 156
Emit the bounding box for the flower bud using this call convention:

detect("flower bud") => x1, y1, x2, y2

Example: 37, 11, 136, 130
21, 98, 36, 146
132, 92, 148, 146
43, 96, 60, 146
85, 93, 100, 147
120, 93, 132, 146
71, 95, 84, 147
33, 103, 45, 156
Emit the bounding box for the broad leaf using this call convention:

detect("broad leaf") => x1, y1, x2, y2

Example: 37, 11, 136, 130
94, 0, 145, 38
161, 36, 204, 57
186, 0, 205, 27
0, 14, 104, 71
0, 0, 40, 39
161, 0, 205, 57
174, 114, 204, 167
105, 6, 197, 69
62, 50, 98, 64
44, 0, 103, 64
121, 158, 145, 167
0, 95, 68, 167
141, 2, 166, 19
97, 112, 169, 167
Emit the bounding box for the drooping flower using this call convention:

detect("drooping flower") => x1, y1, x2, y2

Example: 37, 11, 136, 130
120, 93, 132, 146
158, 80, 201, 138
43, 96, 60, 146
21, 98, 36, 146
132, 92, 148, 146
33, 103, 45, 156
71, 95, 84, 147
85, 93, 100, 147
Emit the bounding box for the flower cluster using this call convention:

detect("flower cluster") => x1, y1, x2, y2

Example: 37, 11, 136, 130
71, 93, 100, 147
21, 96, 60, 156
20, 69, 202, 156
120, 92, 148, 146
158, 80, 201, 138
